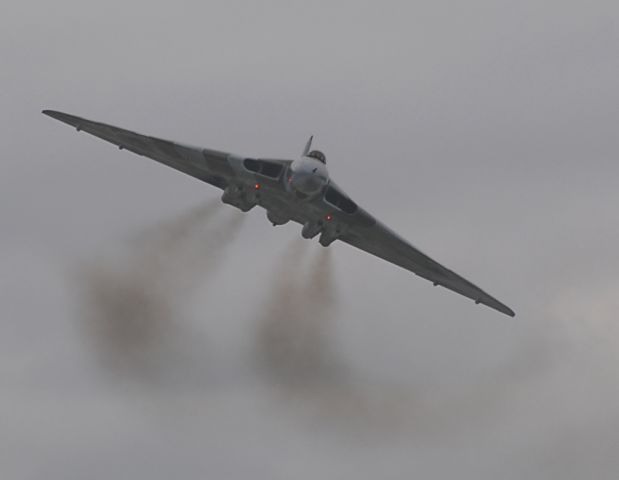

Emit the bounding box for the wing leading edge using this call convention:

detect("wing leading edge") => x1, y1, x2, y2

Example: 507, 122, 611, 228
338, 221, 515, 317
42, 110, 232, 189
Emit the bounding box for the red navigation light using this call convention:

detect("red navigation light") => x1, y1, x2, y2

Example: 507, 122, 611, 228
254, 183, 261, 190
325, 214, 333, 221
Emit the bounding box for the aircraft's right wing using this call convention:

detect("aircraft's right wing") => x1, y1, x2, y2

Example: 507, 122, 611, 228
43, 110, 245, 190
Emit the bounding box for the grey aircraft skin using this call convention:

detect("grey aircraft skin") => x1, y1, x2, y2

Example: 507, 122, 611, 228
43, 110, 515, 317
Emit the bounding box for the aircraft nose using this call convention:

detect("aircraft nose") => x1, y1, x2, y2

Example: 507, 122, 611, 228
291, 171, 323, 195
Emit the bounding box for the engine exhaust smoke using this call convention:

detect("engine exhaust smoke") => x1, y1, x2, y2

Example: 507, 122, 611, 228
255, 242, 346, 389
76, 200, 244, 382
254, 243, 531, 433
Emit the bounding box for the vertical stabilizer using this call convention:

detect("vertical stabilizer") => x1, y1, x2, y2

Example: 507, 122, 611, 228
302, 135, 313, 157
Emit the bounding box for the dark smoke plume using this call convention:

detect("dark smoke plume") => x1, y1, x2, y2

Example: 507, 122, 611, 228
255, 242, 346, 389
254, 241, 553, 435
254, 243, 415, 432
76, 200, 244, 381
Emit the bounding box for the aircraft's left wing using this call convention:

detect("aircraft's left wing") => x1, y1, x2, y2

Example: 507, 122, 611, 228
42, 110, 244, 190
317, 183, 515, 317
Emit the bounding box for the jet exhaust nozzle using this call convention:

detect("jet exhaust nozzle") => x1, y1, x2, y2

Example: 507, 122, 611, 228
302, 221, 323, 239
319, 229, 339, 247
267, 210, 289, 226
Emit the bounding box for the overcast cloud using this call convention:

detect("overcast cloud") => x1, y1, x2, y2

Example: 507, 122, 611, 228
1, 1, 619, 478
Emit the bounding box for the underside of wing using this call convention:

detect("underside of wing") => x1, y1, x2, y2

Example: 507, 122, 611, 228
298, 180, 513, 315
43, 110, 232, 189
339, 222, 515, 316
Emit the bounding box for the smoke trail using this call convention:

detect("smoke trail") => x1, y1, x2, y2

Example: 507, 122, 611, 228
253, 244, 413, 433
254, 242, 546, 434
254, 239, 308, 384
76, 200, 245, 381
307, 247, 337, 309
255, 242, 346, 389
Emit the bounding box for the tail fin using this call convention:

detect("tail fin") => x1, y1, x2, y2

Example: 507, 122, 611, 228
302, 135, 313, 157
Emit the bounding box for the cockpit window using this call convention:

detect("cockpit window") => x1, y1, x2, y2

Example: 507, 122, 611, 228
307, 150, 326, 164
243, 158, 284, 179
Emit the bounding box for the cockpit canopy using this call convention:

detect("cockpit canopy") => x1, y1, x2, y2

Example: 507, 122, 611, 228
306, 150, 326, 164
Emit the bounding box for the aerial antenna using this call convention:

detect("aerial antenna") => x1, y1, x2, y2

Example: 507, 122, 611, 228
302, 135, 313, 157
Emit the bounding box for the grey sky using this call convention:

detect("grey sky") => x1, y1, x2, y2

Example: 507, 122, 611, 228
2, 0, 619, 478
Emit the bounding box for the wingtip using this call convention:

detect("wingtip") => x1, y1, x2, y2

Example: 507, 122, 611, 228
42, 109, 61, 118
42, 110, 81, 126
485, 299, 515, 318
